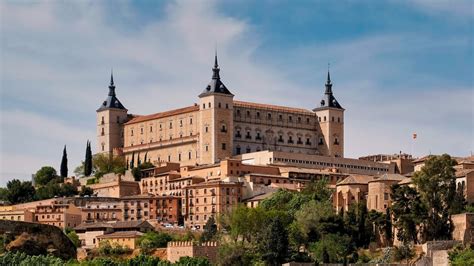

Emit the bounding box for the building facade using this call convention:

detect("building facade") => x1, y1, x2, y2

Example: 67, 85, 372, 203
97, 55, 345, 166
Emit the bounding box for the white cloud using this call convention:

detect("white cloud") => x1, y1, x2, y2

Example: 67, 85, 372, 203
406, 0, 473, 18
0, 0, 472, 185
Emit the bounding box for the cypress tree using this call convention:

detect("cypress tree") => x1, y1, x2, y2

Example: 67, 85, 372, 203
60, 145, 68, 177
137, 154, 141, 167
84, 140, 93, 176
130, 152, 135, 169
144, 152, 148, 163
385, 207, 393, 246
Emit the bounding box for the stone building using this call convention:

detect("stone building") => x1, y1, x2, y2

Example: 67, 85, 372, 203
97, 55, 345, 166
80, 200, 123, 223
0, 209, 35, 223
367, 174, 406, 212
88, 174, 140, 198
34, 202, 82, 229
121, 195, 181, 224
167, 241, 219, 263
183, 180, 242, 228
335, 174, 374, 212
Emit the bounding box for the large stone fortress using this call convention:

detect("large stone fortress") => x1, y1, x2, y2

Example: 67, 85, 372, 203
97, 54, 344, 166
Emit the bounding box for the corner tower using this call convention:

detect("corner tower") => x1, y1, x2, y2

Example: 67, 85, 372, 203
198, 53, 234, 165
96, 72, 128, 154
313, 70, 344, 157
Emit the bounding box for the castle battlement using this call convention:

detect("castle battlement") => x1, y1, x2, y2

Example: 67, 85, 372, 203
167, 241, 218, 247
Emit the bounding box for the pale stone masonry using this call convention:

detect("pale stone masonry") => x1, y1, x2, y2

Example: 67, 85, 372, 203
97, 54, 345, 167
167, 241, 219, 263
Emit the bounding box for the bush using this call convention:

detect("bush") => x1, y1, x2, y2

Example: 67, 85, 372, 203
0, 252, 64, 266
393, 244, 415, 262
67, 230, 81, 248
449, 245, 474, 266
138, 231, 173, 250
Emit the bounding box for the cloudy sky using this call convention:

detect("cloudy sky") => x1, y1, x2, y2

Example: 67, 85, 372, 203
1, 0, 473, 185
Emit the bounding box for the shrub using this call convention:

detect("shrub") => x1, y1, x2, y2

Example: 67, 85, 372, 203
393, 244, 415, 262
0, 252, 64, 266
449, 245, 474, 266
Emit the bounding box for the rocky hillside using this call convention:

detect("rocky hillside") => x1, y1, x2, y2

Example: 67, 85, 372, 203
0, 220, 76, 260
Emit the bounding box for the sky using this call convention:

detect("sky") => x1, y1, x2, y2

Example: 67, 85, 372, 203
0, 0, 473, 185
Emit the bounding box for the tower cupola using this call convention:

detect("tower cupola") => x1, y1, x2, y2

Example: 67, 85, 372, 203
97, 71, 127, 111
199, 52, 233, 97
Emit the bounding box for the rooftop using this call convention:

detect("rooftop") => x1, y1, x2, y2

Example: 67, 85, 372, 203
125, 105, 199, 125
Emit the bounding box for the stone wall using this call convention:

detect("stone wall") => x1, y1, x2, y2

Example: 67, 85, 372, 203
167, 241, 218, 263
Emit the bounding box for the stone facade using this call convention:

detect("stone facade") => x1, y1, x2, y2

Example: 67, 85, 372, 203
88, 174, 140, 198
167, 241, 218, 263
97, 56, 345, 167
183, 181, 242, 228
33, 202, 82, 229
367, 174, 405, 212
121, 195, 181, 224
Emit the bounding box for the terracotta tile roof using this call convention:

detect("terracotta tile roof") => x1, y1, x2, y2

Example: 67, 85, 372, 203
97, 231, 143, 239
369, 173, 406, 183
74, 222, 114, 231
456, 169, 474, 178
398, 178, 413, 185
234, 100, 314, 114
125, 105, 199, 125
112, 220, 153, 229
244, 191, 276, 202
337, 174, 374, 185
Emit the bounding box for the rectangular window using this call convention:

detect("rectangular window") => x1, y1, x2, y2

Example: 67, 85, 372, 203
222, 143, 226, 150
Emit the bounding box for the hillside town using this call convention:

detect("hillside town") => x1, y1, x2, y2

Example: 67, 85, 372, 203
0, 55, 473, 265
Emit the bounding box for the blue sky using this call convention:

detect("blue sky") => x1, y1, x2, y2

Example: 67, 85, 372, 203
0, 0, 473, 185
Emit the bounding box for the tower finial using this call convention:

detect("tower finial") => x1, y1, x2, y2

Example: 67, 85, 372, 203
108, 69, 116, 96
327, 63, 331, 85
212, 51, 220, 80
110, 68, 114, 86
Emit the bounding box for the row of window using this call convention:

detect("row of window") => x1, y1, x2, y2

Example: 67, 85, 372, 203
274, 157, 389, 172
235, 109, 343, 124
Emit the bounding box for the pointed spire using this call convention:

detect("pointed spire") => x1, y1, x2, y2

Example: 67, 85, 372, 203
326, 63, 332, 85
212, 50, 220, 80
108, 69, 116, 96
325, 63, 333, 95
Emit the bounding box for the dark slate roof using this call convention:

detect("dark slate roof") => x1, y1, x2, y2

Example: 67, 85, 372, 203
199, 54, 233, 97
97, 73, 127, 111
314, 71, 343, 110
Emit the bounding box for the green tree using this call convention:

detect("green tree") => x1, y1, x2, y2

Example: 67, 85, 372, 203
93, 153, 126, 178
130, 152, 135, 169
175, 256, 210, 266
200, 216, 217, 242
73, 162, 85, 178
356, 201, 371, 248
66, 230, 80, 248
309, 233, 352, 263
60, 145, 68, 178
6, 179, 36, 204
449, 245, 474, 266
34, 166, 58, 186
84, 140, 93, 177
413, 154, 457, 241
451, 185, 467, 215
79, 186, 94, 197
391, 184, 426, 244
258, 215, 289, 265
217, 243, 255, 266
137, 231, 173, 250
385, 207, 393, 246
132, 162, 155, 181
0, 187, 8, 202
